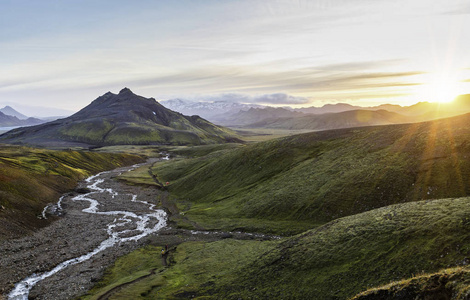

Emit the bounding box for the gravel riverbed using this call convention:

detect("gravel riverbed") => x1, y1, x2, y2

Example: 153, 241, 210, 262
0, 161, 280, 300
0, 163, 167, 300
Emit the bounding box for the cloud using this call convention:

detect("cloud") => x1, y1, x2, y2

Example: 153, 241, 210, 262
253, 93, 309, 105
123, 63, 425, 96
0, 54, 426, 110
198, 93, 309, 105
441, 1, 470, 15
309, 60, 406, 72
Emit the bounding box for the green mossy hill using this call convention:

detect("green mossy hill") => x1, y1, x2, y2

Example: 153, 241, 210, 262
85, 197, 470, 299
216, 197, 470, 299
352, 267, 470, 300
0, 144, 143, 240
160, 143, 242, 158
81, 240, 276, 300
81, 245, 165, 300
0, 88, 241, 147
152, 112, 470, 234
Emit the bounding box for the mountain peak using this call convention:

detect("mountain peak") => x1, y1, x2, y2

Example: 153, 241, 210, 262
119, 87, 133, 95
0, 89, 241, 147
0, 105, 28, 120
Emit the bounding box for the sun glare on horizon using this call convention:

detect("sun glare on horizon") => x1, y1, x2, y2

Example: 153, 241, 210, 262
415, 72, 463, 104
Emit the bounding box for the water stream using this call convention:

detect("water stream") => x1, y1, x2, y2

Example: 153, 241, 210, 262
8, 165, 167, 300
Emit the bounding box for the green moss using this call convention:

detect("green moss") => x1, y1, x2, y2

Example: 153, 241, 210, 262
118, 165, 160, 187
352, 267, 470, 300
82, 240, 276, 299
216, 197, 470, 299
84, 197, 470, 299
151, 115, 470, 234
46, 113, 241, 147
0, 144, 144, 239
80, 245, 164, 300
59, 119, 114, 142
161, 144, 242, 158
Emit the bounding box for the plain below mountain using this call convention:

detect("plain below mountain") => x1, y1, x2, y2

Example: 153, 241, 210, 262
0, 88, 241, 148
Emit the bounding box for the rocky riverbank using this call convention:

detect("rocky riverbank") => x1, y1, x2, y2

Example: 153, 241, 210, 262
1, 160, 280, 300
0, 163, 168, 299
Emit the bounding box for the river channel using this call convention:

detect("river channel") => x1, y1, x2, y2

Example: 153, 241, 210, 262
1, 162, 167, 299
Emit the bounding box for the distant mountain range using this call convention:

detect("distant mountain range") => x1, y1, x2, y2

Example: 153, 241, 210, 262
293, 94, 470, 117
0, 88, 241, 148
0, 103, 74, 119
245, 109, 411, 130
3, 92, 469, 143
0, 106, 28, 120
217, 107, 305, 126
160, 98, 263, 121
0, 107, 45, 127
173, 94, 470, 130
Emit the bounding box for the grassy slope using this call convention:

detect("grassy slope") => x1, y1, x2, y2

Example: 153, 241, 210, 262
219, 197, 470, 299
0, 144, 143, 239
58, 120, 232, 146
83, 196, 470, 299
81, 114, 470, 299
151, 113, 470, 234
352, 267, 470, 299
118, 164, 161, 187
158, 143, 242, 158
80, 240, 276, 300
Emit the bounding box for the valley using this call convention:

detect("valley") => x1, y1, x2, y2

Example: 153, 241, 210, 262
1, 161, 168, 299
3, 92, 470, 299
4, 1, 470, 298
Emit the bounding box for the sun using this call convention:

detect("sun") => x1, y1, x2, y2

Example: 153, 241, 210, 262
430, 80, 459, 103
416, 72, 462, 104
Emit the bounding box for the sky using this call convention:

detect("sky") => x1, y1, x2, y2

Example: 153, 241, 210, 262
1, 0, 470, 115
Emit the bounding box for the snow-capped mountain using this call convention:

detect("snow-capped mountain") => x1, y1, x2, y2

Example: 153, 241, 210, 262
159, 99, 264, 122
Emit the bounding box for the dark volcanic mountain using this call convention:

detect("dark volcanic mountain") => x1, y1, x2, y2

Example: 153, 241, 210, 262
0, 88, 241, 147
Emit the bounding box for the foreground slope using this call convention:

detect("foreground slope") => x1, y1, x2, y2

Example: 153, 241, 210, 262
216, 197, 470, 299
82, 196, 470, 299
152, 112, 470, 234
352, 267, 470, 300
0, 88, 240, 147
0, 144, 143, 239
